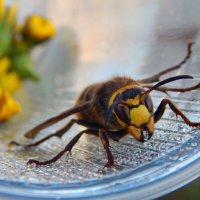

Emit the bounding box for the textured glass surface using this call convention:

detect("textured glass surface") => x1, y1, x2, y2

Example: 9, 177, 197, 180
0, 0, 200, 199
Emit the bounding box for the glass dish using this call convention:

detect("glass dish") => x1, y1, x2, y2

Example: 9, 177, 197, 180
0, 0, 200, 199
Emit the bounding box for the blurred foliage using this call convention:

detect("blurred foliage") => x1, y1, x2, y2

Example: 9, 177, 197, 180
0, 0, 55, 121
160, 179, 200, 200
0, 0, 55, 81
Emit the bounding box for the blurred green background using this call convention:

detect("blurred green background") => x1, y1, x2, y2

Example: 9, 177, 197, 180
161, 179, 200, 200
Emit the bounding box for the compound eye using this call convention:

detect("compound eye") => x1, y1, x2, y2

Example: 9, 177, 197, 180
145, 95, 153, 113
114, 105, 130, 124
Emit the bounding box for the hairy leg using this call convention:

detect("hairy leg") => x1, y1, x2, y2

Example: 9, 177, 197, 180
98, 129, 114, 168
27, 129, 95, 166
154, 98, 200, 127
25, 101, 93, 139
10, 119, 101, 148
137, 42, 194, 84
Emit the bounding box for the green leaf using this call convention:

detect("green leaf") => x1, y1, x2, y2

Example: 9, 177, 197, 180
0, 20, 13, 56
10, 51, 40, 81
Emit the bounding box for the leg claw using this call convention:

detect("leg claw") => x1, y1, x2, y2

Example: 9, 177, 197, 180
27, 159, 40, 166
9, 141, 21, 146
66, 150, 72, 156
103, 162, 114, 169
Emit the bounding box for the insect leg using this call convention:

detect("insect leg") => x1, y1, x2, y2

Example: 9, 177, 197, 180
24, 101, 93, 139
10, 119, 101, 148
137, 42, 194, 84
154, 99, 200, 127
98, 129, 114, 168
143, 82, 200, 93
27, 129, 94, 166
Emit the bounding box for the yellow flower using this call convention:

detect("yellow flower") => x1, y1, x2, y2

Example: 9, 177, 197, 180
0, 57, 21, 93
0, 57, 10, 73
0, 57, 21, 121
0, 0, 5, 18
23, 15, 55, 42
0, 88, 21, 121
0, 0, 17, 23
6, 0, 17, 25
1, 72, 21, 93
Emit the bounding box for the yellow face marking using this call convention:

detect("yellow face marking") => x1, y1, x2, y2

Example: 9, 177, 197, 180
125, 96, 140, 106
130, 105, 150, 127
108, 85, 138, 106
147, 116, 154, 134
128, 126, 141, 140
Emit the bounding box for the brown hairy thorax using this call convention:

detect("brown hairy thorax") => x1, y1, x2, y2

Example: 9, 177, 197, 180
76, 76, 138, 127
